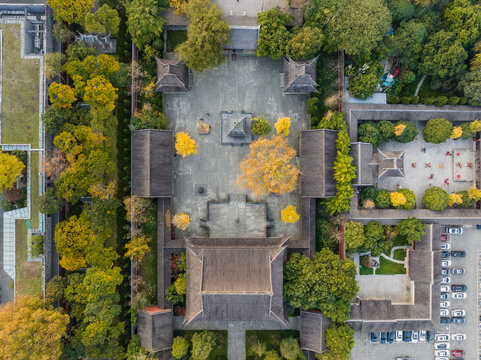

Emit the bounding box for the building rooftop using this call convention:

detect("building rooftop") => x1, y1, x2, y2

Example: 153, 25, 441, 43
283, 57, 319, 94
155, 58, 189, 93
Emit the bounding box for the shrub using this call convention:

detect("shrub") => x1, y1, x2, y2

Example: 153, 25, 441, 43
279, 337, 303, 360
448, 96, 460, 105
281, 205, 300, 223
265, 350, 282, 360
390, 191, 406, 207
388, 95, 400, 104
422, 187, 449, 211
191, 331, 216, 360
448, 193, 463, 206
460, 122, 473, 139
434, 96, 448, 107
364, 221, 384, 242
394, 121, 417, 143
359, 186, 378, 200
459, 96, 468, 105
375, 189, 391, 208
400, 96, 411, 104
172, 336, 190, 359
29, 235, 44, 257
349, 63, 383, 100
423, 118, 453, 144
459, 190, 475, 208
377, 120, 395, 141
469, 186, 481, 201
421, 97, 434, 105
402, 70, 416, 84
251, 116, 271, 136
344, 221, 366, 250
397, 217, 426, 244
363, 199, 375, 209
411, 95, 419, 104
308, 97, 320, 116
451, 126, 463, 139
470, 119, 481, 133
358, 123, 382, 147
397, 188, 416, 210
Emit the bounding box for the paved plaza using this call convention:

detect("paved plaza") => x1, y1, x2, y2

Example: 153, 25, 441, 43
355, 274, 413, 304
163, 56, 310, 241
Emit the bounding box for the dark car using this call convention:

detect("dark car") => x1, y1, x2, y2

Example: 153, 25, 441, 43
403, 331, 411, 342
387, 331, 395, 343
370, 332, 378, 343
442, 251, 451, 258
380, 332, 387, 344
427, 330, 435, 343
452, 317, 466, 324
451, 251, 466, 257
452, 284, 467, 292
442, 268, 450, 275
440, 317, 451, 324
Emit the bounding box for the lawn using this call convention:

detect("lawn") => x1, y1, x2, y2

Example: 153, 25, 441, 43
166, 30, 187, 52
393, 248, 407, 261
174, 330, 227, 359
15, 220, 42, 296
382, 235, 410, 257
1, 24, 40, 147
376, 256, 406, 275
246, 330, 300, 360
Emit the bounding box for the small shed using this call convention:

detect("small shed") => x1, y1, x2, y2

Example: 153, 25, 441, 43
300, 129, 338, 198
155, 57, 189, 93
131, 130, 173, 198
283, 57, 319, 94
137, 307, 173, 352
226, 26, 260, 51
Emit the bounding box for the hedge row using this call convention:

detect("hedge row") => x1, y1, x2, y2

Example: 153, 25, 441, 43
388, 95, 468, 106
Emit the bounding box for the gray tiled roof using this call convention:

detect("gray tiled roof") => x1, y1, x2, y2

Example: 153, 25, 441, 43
300, 310, 331, 353
283, 57, 319, 94
226, 26, 259, 50
155, 57, 189, 93
350, 142, 374, 186
137, 308, 173, 351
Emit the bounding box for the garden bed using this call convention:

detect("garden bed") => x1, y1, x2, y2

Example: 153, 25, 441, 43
166, 30, 187, 52
393, 248, 407, 261
174, 330, 227, 359
246, 330, 300, 360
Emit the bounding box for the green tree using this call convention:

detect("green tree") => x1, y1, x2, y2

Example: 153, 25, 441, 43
84, 4, 120, 35
48, 0, 94, 24
83, 75, 118, 117
421, 30, 467, 79
375, 189, 391, 208
358, 123, 382, 147
37, 187, 65, 214
191, 331, 216, 360
324, 323, 355, 360
362, 221, 384, 255
265, 350, 282, 360
285, 26, 324, 60
459, 190, 475, 208
42, 106, 65, 134
396, 188, 416, 210
393, 120, 417, 143
378, 120, 395, 142
423, 118, 453, 144
130, 104, 166, 130
443, 0, 481, 47
390, 20, 428, 70
48, 82, 77, 109
422, 187, 449, 211
0, 152, 25, 192
459, 69, 481, 106
256, 8, 292, 59
46, 276, 67, 306
344, 221, 366, 251
397, 217, 426, 244
176, 0, 230, 72
45, 52, 66, 80
348, 63, 383, 100
66, 42, 96, 61
171, 336, 189, 359
388, 0, 415, 22
279, 337, 304, 360
125, 0, 166, 49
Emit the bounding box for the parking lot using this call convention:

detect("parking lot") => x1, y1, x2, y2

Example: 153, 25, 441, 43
351, 226, 481, 360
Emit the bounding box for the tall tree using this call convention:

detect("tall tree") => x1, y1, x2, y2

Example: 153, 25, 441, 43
125, 0, 166, 49
0, 295, 69, 360
83, 75, 118, 118
285, 26, 324, 60
48, 0, 94, 24
256, 8, 293, 59
459, 68, 481, 106
48, 82, 77, 109
191, 331, 216, 360
344, 221, 366, 251
397, 217, 426, 244
323, 323, 355, 360
84, 4, 121, 35
0, 152, 25, 193
443, 0, 481, 47
390, 20, 428, 70
176, 0, 231, 72
236, 135, 300, 198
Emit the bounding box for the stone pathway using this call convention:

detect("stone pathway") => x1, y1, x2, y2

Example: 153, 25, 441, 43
355, 246, 411, 274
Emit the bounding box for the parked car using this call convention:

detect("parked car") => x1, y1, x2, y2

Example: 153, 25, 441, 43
442, 268, 450, 275
441, 309, 449, 316
411, 331, 418, 343
441, 234, 449, 241
419, 330, 426, 342
452, 285, 467, 292
441, 292, 450, 300
452, 349, 465, 357
451, 251, 466, 257
395, 358, 411, 360
451, 317, 466, 324
452, 268, 465, 275
452, 334, 466, 341
396, 330, 403, 342
441, 243, 451, 250
440, 301, 450, 307
452, 292, 467, 299
445, 226, 463, 234
370, 332, 378, 343
435, 350, 449, 357
441, 285, 450, 292
435, 334, 450, 342
442, 277, 451, 284
427, 330, 435, 343
434, 343, 450, 350
435, 358, 449, 360
451, 309, 466, 317
442, 260, 452, 267
442, 251, 451, 258
440, 317, 451, 324
380, 332, 387, 344
403, 331, 411, 342
386, 331, 394, 343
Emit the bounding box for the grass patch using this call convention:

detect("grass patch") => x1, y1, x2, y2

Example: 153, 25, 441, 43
174, 330, 227, 359
376, 256, 406, 275
393, 249, 407, 261
166, 30, 187, 52
1, 24, 40, 147
246, 330, 300, 360
15, 220, 42, 296
382, 235, 410, 256
359, 255, 374, 275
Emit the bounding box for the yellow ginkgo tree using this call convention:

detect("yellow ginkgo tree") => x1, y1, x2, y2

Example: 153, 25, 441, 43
275, 117, 291, 137
281, 205, 300, 223
448, 193, 463, 206
175, 132, 198, 158
390, 192, 406, 207
0, 153, 25, 193
172, 212, 191, 230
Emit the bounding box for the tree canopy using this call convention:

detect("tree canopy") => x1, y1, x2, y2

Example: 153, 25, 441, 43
323, 323, 355, 360
443, 0, 481, 47
48, 82, 77, 109
285, 26, 324, 60
422, 187, 449, 211
125, 0, 166, 49
397, 217, 426, 244
84, 4, 120, 35
459, 68, 481, 106
190, 331, 216, 360
176, 0, 230, 72
390, 20, 428, 70
0, 152, 25, 193
344, 221, 366, 251
256, 8, 293, 59
48, 0, 94, 24
423, 118, 453, 144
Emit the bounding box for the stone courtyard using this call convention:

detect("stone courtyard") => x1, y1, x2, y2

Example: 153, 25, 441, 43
163, 56, 310, 240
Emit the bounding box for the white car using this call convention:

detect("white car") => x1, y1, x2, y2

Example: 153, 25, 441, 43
435, 350, 449, 357
452, 292, 467, 299
452, 333, 466, 341
434, 342, 450, 350
435, 334, 450, 342
440, 301, 450, 308
441, 243, 451, 250
441, 277, 451, 284
435, 358, 449, 360
451, 309, 465, 316
419, 330, 426, 342
395, 330, 403, 342
440, 285, 450, 292
442, 260, 451, 267
440, 309, 449, 316
411, 331, 418, 343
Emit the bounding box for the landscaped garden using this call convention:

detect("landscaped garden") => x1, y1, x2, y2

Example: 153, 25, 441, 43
246, 330, 302, 360
172, 330, 227, 360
